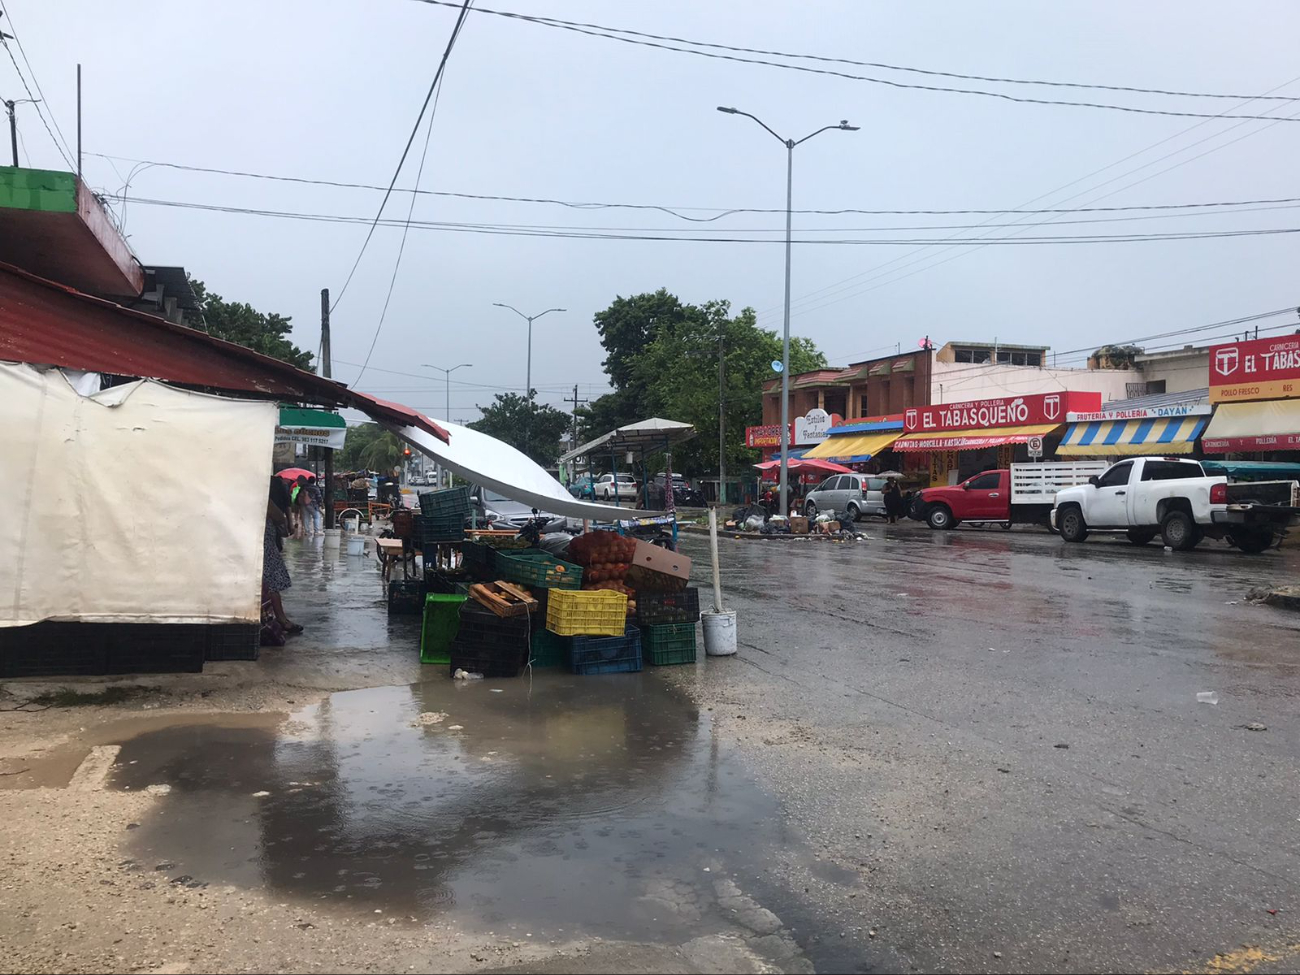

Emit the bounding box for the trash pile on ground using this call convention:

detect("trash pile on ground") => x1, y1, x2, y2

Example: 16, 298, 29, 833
408, 495, 699, 678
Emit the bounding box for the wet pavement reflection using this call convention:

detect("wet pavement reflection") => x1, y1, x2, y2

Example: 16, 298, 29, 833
112, 674, 797, 944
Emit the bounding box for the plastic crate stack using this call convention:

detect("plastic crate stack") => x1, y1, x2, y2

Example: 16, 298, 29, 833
636, 587, 701, 666
421, 593, 466, 664
417, 486, 472, 546
538, 587, 641, 674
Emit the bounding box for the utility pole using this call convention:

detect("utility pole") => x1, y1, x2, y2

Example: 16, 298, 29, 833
718, 329, 727, 507
5, 100, 15, 167
75, 64, 81, 178
320, 288, 334, 529
565, 383, 588, 451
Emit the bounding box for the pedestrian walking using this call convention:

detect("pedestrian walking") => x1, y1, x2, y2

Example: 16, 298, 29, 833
883, 478, 903, 524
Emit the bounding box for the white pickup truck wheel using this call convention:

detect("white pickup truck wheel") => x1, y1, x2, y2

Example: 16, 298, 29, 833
1160, 510, 1200, 551
1058, 506, 1088, 543
1229, 528, 1273, 554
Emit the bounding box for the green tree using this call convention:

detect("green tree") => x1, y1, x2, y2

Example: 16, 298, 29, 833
339, 423, 405, 472
469, 393, 572, 467
579, 291, 827, 476
189, 279, 314, 369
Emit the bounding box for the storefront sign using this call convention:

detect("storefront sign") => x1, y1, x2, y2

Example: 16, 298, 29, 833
1066, 403, 1212, 422
745, 424, 789, 448
1203, 433, 1300, 453
904, 391, 1100, 433
793, 409, 840, 444
275, 408, 346, 450
1210, 335, 1300, 403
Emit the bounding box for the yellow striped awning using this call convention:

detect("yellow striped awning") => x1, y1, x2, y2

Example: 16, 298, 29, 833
803, 431, 902, 462
1057, 415, 1208, 456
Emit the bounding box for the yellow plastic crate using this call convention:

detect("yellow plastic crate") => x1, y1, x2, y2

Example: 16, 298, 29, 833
546, 588, 629, 637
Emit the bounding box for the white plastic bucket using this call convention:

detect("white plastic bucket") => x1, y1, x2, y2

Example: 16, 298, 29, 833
346, 534, 366, 557
322, 529, 342, 551
701, 610, 737, 657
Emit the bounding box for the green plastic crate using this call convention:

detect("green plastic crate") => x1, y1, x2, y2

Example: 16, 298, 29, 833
641, 622, 697, 666
529, 628, 570, 667
496, 550, 583, 590
421, 593, 467, 664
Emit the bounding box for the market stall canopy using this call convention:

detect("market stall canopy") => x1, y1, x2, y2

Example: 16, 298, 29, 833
892, 424, 1061, 452
1058, 415, 1208, 456
0, 260, 448, 443
390, 420, 670, 521
803, 430, 902, 463
559, 417, 696, 466
1202, 400, 1300, 454
276, 407, 346, 450
753, 457, 851, 474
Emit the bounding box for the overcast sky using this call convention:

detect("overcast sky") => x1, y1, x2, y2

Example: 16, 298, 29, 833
6, 0, 1299, 421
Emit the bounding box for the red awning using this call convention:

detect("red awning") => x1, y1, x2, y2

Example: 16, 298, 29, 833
892, 424, 1061, 452
0, 261, 448, 442
753, 457, 851, 474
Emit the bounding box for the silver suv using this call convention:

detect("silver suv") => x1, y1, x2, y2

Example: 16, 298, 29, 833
803, 474, 888, 521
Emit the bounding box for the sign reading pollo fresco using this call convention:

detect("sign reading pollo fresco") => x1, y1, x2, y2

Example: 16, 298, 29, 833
903, 390, 1101, 433
1210, 335, 1300, 403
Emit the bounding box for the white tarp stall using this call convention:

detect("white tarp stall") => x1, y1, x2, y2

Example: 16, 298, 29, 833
390, 419, 670, 521
1, 362, 276, 627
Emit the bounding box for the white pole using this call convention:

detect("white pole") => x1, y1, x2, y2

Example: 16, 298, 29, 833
709, 507, 724, 613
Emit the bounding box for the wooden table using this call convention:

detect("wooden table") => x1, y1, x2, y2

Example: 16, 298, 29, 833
375, 537, 416, 582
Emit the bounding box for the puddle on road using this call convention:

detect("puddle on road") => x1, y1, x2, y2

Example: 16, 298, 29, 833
110, 674, 808, 946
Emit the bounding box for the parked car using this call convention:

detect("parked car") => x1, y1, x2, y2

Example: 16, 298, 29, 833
912, 462, 1107, 530
594, 472, 639, 503
803, 474, 888, 521
1051, 456, 1299, 553
648, 472, 705, 508
471, 487, 567, 533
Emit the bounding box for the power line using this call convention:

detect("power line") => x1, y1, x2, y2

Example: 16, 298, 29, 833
112, 197, 1300, 245
414, 0, 1298, 104
330, 0, 472, 316
87, 150, 1300, 222
1, 40, 72, 170
0, 1, 74, 164
412, 0, 1300, 124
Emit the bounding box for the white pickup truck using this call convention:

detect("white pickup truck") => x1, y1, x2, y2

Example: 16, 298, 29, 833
1051, 456, 1299, 553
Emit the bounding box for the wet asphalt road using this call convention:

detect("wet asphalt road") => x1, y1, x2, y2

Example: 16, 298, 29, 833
670, 524, 1300, 973
99, 527, 1300, 973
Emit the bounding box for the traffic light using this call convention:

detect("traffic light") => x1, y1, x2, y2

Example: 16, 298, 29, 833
403, 447, 411, 457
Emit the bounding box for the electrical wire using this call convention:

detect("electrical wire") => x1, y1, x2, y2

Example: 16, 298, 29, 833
411, 0, 1300, 123
330, 0, 472, 316
413, 0, 1297, 104
0, 0, 74, 163
111, 197, 1300, 245
1, 39, 72, 170
86, 151, 1300, 221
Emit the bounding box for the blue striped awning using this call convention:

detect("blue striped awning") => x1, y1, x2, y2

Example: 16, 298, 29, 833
1057, 415, 1209, 456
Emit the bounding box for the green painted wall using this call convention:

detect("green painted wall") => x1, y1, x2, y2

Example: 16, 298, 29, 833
0, 167, 77, 213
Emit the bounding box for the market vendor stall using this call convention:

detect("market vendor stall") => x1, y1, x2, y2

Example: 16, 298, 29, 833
558, 417, 697, 513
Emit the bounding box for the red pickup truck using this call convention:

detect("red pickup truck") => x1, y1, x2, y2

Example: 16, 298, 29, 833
910, 462, 1107, 530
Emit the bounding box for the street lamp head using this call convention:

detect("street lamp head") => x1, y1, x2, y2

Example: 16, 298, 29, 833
716, 106, 739, 114
839, 121, 860, 131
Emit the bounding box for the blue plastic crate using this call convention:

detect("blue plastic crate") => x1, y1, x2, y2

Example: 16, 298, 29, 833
569, 626, 642, 675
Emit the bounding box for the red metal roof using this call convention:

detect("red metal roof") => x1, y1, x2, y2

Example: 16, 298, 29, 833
0, 261, 449, 442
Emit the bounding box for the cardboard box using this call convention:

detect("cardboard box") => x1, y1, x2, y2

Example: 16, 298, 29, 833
630, 539, 691, 581
788, 516, 809, 534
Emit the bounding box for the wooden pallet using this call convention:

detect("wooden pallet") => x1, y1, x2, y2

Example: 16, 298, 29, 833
468, 580, 539, 618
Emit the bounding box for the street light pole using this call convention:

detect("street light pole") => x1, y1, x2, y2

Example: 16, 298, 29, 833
717, 106, 857, 516
492, 303, 565, 400
422, 362, 473, 422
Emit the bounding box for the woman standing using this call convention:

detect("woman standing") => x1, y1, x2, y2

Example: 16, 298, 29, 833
265, 476, 301, 635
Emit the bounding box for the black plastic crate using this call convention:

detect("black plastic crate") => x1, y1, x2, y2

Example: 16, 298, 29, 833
204, 624, 261, 662
419, 486, 472, 517
461, 541, 497, 581
387, 579, 427, 615
449, 605, 530, 676
415, 513, 466, 544
636, 587, 701, 626
0, 622, 110, 677
570, 626, 642, 676
454, 602, 531, 642
448, 650, 527, 679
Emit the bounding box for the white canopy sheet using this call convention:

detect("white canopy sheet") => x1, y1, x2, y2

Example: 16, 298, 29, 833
390, 420, 668, 522
1, 362, 276, 626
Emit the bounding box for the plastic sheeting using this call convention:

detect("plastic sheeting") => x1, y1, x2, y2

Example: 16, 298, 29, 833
389, 420, 669, 522
1, 362, 276, 626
